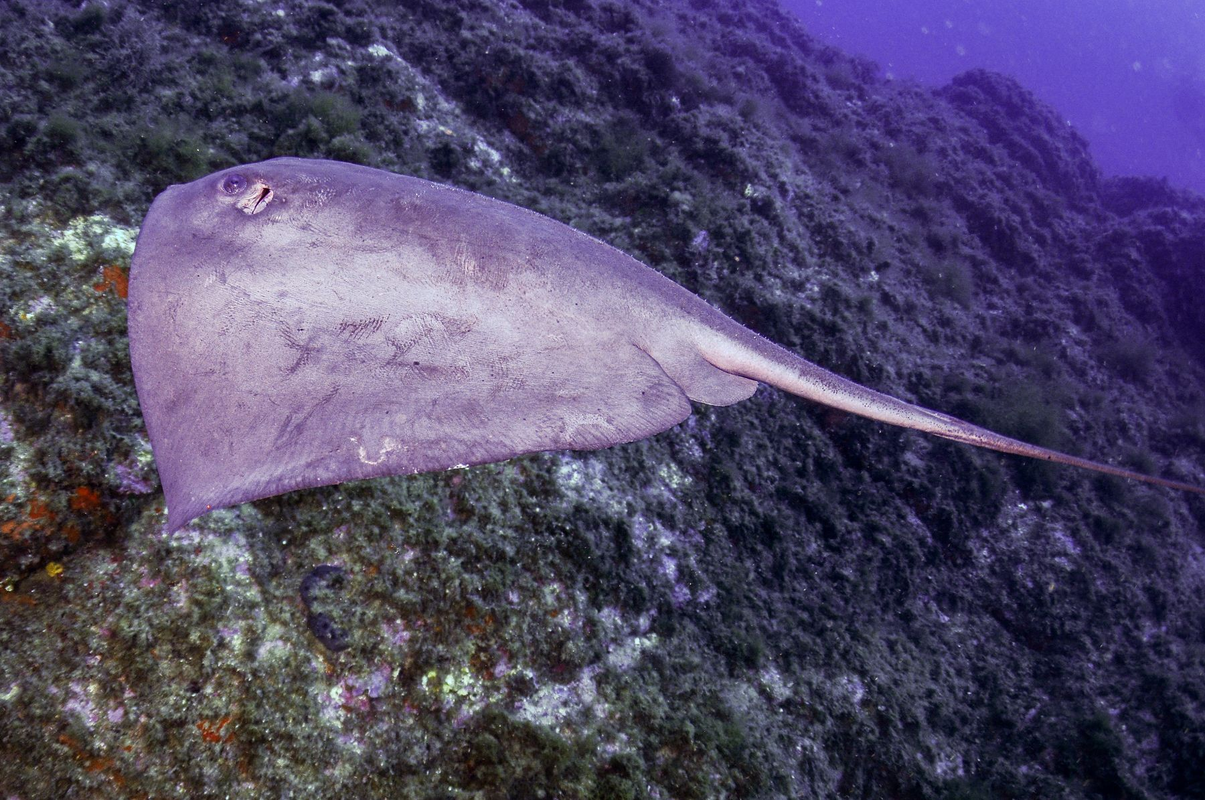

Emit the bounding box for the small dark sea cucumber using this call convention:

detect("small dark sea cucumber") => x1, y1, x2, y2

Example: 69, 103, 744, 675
299, 564, 351, 652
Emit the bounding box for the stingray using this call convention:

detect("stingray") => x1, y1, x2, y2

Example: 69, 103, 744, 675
127, 157, 1203, 531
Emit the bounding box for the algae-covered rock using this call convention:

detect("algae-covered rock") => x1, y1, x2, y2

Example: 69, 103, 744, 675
0, 0, 1202, 797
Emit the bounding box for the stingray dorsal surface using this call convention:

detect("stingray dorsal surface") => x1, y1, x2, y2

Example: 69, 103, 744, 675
127, 157, 1203, 531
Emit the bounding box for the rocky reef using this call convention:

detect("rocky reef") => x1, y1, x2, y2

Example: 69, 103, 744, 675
1, 0, 1203, 797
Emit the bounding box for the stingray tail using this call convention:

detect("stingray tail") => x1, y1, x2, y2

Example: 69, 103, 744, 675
697, 328, 1205, 496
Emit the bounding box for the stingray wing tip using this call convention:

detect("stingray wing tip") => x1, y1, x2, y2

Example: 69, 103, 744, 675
163, 505, 196, 534
162, 489, 217, 533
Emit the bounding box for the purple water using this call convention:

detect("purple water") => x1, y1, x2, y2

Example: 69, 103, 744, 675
781, 0, 1205, 196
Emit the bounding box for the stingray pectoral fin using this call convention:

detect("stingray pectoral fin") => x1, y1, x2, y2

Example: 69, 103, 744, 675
699, 331, 1205, 495
149, 336, 695, 532
532, 340, 696, 451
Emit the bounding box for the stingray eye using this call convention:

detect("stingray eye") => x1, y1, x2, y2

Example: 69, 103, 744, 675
221, 174, 247, 195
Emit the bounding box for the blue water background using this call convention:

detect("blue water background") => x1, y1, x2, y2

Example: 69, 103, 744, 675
781, 0, 1205, 196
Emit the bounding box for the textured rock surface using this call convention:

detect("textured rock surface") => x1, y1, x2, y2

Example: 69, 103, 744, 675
1, 0, 1203, 797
